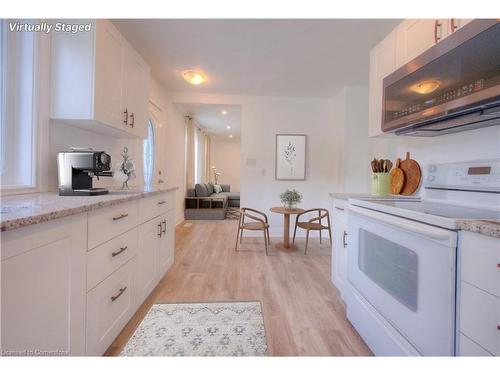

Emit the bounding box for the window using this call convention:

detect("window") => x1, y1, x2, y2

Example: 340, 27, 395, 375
143, 119, 155, 189
0, 20, 37, 190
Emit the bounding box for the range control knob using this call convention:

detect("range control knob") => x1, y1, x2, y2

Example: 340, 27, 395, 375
427, 175, 435, 182
428, 165, 437, 172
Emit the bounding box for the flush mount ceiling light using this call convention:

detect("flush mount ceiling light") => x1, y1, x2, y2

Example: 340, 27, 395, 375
182, 70, 206, 85
412, 80, 441, 95
221, 110, 227, 115
226, 125, 231, 129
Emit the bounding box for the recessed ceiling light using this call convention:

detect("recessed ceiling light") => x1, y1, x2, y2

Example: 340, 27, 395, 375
226, 125, 231, 129
182, 70, 206, 85
221, 110, 227, 115
229, 134, 233, 138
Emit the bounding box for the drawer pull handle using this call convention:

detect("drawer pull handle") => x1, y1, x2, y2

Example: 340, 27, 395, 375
129, 112, 135, 128
335, 206, 345, 211
123, 109, 128, 125
158, 222, 162, 237
111, 286, 127, 302
162, 219, 166, 234
111, 246, 128, 257
112, 213, 129, 221
497, 263, 500, 268
343, 230, 348, 248
158, 200, 167, 205
497, 325, 500, 331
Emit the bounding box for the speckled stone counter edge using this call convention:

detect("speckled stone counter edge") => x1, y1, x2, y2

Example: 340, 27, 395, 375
457, 220, 500, 239
1, 187, 178, 232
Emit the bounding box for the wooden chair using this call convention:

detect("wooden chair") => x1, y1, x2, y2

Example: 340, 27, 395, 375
292, 208, 332, 254
235, 208, 271, 255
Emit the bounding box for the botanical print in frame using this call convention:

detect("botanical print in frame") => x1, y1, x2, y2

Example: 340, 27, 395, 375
275, 134, 306, 180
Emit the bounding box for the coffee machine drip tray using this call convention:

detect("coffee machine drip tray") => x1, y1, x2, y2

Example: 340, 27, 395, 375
72, 188, 109, 196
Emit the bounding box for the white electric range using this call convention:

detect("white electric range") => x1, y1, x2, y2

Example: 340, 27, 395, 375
345, 159, 500, 356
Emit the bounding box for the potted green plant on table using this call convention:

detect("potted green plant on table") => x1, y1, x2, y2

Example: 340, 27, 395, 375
280, 189, 302, 209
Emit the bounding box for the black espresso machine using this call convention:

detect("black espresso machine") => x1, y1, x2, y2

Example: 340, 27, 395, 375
57, 149, 113, 196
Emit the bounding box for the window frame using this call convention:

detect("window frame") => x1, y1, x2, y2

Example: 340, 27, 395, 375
0, 20, 47, 196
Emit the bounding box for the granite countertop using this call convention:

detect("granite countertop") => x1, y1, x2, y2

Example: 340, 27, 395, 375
1, 186, 179, 232
457, 219, 500, 239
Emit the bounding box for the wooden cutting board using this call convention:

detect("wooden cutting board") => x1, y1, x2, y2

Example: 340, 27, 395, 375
399, 152, 421, 195
390, 158, 405, 195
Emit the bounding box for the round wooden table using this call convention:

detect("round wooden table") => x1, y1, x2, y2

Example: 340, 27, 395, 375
270, 206, 305, 250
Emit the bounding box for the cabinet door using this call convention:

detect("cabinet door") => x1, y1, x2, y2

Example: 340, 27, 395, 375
450, 19, 473, 33
331, 202, 348, 300
368, 30, 397, 137
137, 218, 160, 305
1, 215, 86, 355
94, 19, 125, 130
158, 210, 175, 278
123, 42, 150, 138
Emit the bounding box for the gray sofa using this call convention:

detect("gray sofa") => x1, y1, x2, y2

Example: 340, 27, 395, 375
185, 183, 240, 220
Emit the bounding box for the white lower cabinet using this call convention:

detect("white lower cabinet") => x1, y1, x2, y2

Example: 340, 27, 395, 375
86, 258, 137, 355
137, 217, 161, 304
1, 214, 87, 356
458, 231, 500, 356
0, 190, 176, 356
331, 198, 348, 301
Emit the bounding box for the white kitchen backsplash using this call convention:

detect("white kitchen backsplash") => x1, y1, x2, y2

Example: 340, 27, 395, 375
48, 121, 144, 191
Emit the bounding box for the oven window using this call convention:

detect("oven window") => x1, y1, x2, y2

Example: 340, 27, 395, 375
358, 229, 418, 311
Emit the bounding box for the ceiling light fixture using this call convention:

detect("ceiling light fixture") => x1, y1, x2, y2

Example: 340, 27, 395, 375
182, 70, 206, 85
226, 125, 231, 129
412, 80, 441, 95
221, 110, 227, 115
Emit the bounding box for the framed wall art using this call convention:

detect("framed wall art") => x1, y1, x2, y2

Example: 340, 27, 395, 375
275, 134, 306, 180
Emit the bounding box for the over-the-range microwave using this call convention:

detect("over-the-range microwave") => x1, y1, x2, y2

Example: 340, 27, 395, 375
382, 19, 500, 136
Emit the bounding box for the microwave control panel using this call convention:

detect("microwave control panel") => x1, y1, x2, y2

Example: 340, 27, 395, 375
425, 159, 500, 193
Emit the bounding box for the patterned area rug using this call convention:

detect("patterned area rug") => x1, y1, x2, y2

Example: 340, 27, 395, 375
120, 302, 268, 356
226, 207, 240, 220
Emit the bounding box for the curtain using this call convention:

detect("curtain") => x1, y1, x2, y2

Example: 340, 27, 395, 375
185, 116, 195, 189
202, 134, 212, 183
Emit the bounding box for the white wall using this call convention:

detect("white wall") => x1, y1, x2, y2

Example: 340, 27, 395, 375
210, 137, 241, 192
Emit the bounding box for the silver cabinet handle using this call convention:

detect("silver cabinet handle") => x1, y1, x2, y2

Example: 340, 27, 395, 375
158, 200, 167, 205
158, 179, 165, 184
434, 19, 442, 43
123, 109, 128, 125
111, 246, 127, 257
343, 230, 348, 248
112, 213, 129, 221
129, 112, 135, 128
335, 206, 345, 211
111, 286, 127, 302
162, 219, 166, 234
157, 222, 162, 237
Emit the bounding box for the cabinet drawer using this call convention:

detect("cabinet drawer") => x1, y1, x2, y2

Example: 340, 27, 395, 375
460, 281, 500, 355
139, 192, 172, 222
88, 200, 138, 250
461, 231, 500, 297
87, 228, 138, 291
459, 333, 492, 356
86, 258, 136, 356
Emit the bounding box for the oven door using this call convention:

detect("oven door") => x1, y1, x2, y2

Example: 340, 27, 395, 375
347, 205, 457, 355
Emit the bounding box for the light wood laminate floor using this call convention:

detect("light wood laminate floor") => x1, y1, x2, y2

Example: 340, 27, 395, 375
105, 219, 371, 356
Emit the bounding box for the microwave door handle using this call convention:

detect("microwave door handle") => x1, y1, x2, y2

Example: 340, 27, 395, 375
349, 205, 455, 242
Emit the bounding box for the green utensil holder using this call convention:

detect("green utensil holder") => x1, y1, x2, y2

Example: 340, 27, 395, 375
371, 173, 390, 196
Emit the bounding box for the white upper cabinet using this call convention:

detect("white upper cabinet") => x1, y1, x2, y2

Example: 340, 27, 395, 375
51, 19, 150, 138
368, 29, 397, 137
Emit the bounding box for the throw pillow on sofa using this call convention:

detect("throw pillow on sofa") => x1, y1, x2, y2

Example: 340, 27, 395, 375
214, 184, 223, 194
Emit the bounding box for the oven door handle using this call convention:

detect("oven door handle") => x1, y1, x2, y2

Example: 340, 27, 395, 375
349, 205, 456, 242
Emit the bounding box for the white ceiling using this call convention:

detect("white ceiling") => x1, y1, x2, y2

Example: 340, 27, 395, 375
174, 103, 242, 138
113, 19, 400, 97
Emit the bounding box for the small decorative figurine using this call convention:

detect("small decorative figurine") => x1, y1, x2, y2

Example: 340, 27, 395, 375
118, 146, 136, 190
